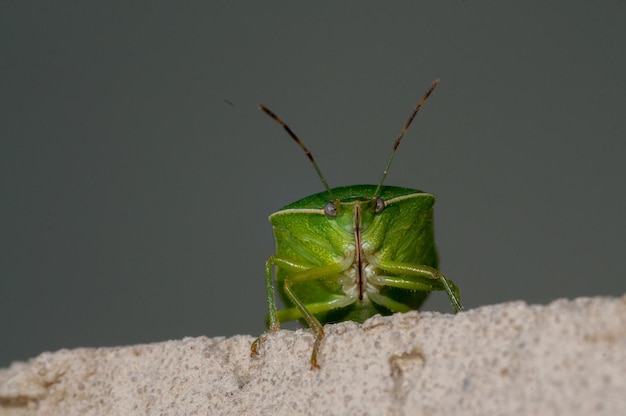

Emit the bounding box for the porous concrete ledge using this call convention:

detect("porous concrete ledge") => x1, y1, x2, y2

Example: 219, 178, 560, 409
1, 295, 625, 415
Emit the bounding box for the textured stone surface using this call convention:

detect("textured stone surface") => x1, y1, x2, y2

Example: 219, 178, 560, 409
1, 295, 625, 415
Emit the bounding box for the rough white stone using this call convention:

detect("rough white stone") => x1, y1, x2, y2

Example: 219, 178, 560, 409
1, 295, 625, 415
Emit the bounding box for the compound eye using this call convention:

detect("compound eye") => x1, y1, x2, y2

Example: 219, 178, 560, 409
374, 198, 385, 213
324, 202, 337, 217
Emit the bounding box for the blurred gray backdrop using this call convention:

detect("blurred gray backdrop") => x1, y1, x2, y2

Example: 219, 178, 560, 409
2, 2, 625, 367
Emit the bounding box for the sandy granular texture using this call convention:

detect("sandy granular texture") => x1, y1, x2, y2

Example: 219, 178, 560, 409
1, 294, 625, 416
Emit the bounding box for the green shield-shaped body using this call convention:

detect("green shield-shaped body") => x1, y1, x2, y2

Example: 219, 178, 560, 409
253, 80, 461, 368
269, 184, 459, 326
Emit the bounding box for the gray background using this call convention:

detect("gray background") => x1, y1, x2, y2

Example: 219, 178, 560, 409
2, 2, 625, 368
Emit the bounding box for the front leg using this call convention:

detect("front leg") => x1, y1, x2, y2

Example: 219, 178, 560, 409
251, 255, 307, 357
280, 263, 346, 369
251, 256, 348, 369
372, 258, 463, 312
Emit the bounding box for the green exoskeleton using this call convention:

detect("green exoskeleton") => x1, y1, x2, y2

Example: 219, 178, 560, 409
252, 79, 462, 369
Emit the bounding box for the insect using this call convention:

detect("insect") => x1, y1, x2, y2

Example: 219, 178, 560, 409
251, 79, 462, 369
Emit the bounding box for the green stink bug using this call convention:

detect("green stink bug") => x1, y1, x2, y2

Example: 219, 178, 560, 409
252, 79, 462, 369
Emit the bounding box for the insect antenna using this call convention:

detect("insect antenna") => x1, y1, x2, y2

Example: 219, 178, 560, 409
374, 79, 440, 197
259, 104, 335, 200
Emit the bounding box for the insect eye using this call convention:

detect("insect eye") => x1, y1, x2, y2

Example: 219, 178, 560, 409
374, 198, 385, 213
324, 202, 337, 217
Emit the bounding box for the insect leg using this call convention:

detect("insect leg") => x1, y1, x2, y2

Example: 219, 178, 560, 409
275, 295, 358, 322
264, 255, 281, 331
281, 263, 346, 369
366, 290, 414, 313
251, 255, 308, 358
373, 260, 463, 312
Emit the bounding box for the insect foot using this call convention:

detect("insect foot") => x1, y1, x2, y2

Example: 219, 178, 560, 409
250, 329, 277, 359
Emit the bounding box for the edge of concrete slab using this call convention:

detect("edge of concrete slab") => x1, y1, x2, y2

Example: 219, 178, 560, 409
1, 294, 625, 416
